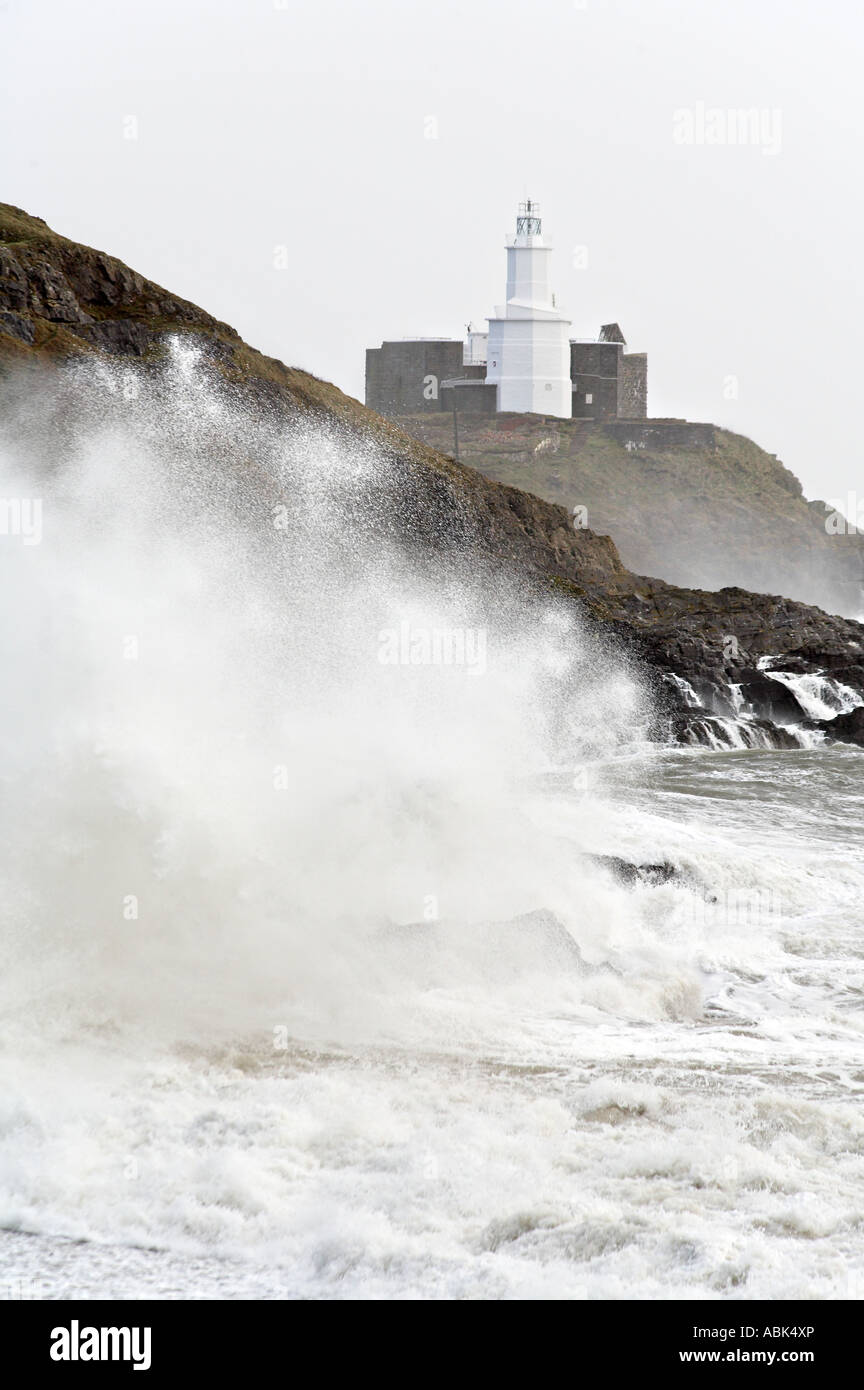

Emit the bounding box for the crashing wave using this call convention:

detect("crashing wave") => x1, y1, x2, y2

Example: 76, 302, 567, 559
763, 669, 863, 722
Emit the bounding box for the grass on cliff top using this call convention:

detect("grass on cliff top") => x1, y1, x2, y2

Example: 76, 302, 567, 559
0, 204, 62, 246
408, 413, 810, 529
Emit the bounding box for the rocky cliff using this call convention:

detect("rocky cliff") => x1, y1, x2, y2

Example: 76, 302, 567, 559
2, 201, 863, 749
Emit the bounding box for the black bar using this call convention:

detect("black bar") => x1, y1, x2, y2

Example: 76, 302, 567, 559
1, 1298, 855, 1377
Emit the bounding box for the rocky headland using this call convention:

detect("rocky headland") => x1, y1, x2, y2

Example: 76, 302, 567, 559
2, 201, 863, 750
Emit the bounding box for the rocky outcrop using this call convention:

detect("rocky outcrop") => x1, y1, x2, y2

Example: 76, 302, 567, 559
811, 706, 864, 746
2, 201, 864, 752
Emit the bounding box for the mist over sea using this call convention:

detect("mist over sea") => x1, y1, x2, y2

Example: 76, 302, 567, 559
1, 346, 862, 1300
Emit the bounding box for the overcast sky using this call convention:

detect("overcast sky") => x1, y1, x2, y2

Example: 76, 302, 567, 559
3, 0, 863, 505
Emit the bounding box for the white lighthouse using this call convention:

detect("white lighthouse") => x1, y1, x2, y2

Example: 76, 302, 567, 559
485, 200, 572, 418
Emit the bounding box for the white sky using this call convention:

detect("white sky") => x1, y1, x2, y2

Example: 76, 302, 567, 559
2, 0, 863, 505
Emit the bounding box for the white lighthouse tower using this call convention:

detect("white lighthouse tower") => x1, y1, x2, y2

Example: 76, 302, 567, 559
485, 201, 572, 418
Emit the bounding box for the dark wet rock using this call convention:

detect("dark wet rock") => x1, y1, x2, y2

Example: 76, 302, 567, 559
592, 855, 681, 888
687, 675, 738, 718
0, 310, 34, 344
740, 718, 801, 750
669, 711, 802, 750
0, 245, 29, 310
75, 320, 160, 356
734, 669, 808, 723
813, 705, 864, 747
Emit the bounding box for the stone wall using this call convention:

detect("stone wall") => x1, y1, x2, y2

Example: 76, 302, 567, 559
440, 381, 498, 413
618, 352, 647, 419
570, 341, 621, 420
365, 340, 464, 415
602, 419, 716, 449
367, 337, 651, 422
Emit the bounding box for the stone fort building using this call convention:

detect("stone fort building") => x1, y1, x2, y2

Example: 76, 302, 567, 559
366, 201, 647, 422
